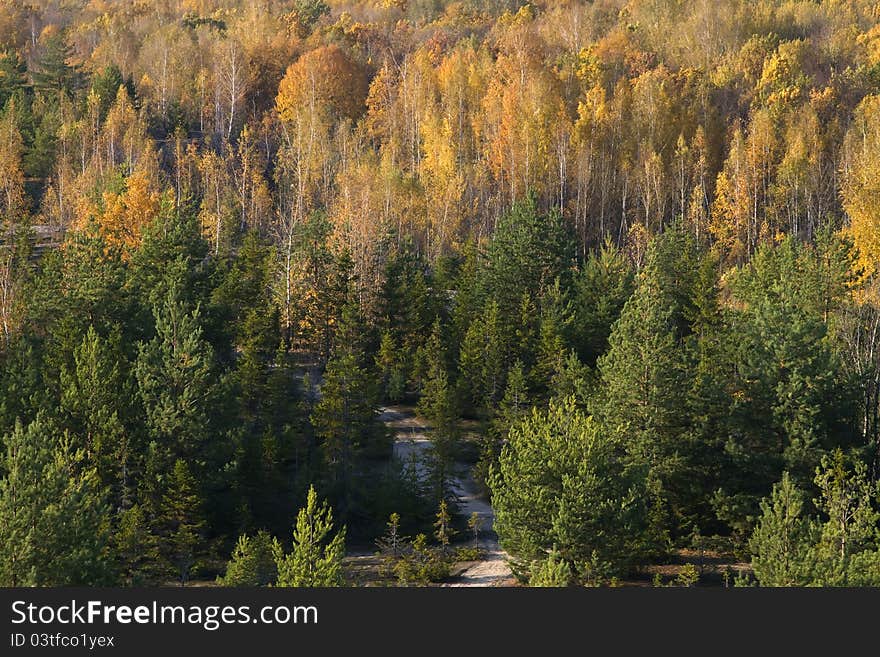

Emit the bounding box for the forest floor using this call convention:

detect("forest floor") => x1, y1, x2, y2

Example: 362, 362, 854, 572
377, 405, 516, 587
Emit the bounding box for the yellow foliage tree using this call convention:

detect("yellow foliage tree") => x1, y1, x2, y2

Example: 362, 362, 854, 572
0, 107, 26, 223
842, 95, 880, 276
77, 163, 160, 254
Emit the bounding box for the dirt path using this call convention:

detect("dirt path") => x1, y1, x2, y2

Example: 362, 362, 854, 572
379, 406, 515, 587
445, 461, 515, 587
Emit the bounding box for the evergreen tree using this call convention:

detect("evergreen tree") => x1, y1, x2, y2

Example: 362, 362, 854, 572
332, 299, 375, 370
490, 397, 650, 583
0, 335, 48, 438
484, 194, 574, 328
719, 237, 859, 533
375, 512, 404, 561
0, 51, 27, 108
0, 415, 112, 586
529, 547, 572, 587
810, 450, 879, 585
379, 242, 436, 357
596, 255, 693, 533
433, 500, 456, 556
490, 361, 530, 440
89, 64, 134, 122
218, 531, 280, 586
447, 239, 484, 350
311, 344, 387, 515
418, 323, 460, 505
475, 360, 531, 494
549, 351, 594, 407
570, 239, 635, 366
514, 291, 538, 371
32, 220, 130, 349
135, 281, 220, 472
211, 231, 278, 359
160, 459, 206, 585
23, 101, 59, 180
32, 31, 82, 97
533, 279, 573, 394
127, 202, 217, 349
114, 504, 162, 585
467, 512, 483, 548
683, 252, 737, 536
289, 0, 331, 36
417, 323, 457, 428
60, 325, 134, 505
749, 456, 880, 587
319, 249, 357, 361
376, 330, 407, 402
275, 485, 345, 587
458, 301, 505, 415
595, 227, 728, 536
748, 473, 817, 586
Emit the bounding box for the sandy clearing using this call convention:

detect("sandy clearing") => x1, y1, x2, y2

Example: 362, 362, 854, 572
380, 405, 515, 587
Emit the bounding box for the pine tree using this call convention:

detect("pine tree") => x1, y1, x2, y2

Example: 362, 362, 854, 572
0, 51, 27, 108
570, 239, 635, 366
379, 242, 436, 357
212, 231, 278, 357
0, 415, 112, 586
549, 351, 594, 407
533, 279, 573, 394
720, 237, 858, 530
0, 335, 48, 438
32, 31, 82, 97
596, 261, 691, 525
24, 103, 59, 180
275, 485, 346, 587
127, 201, 213, 322
288, 0, 331, 37
31, 218, 130, 344
529, 547, 572, 587
748, 472, 816, 586
748, 455, 880, 587
311, 346, 387, 512
811, 450, 879, 584
417, 323, 460, 505
476, 359, 531, 494
490, 397, 650, 582
433, 500, 456, 556
60, 325, 133, 505
376, 330, 407, 402
375, 512, 404, 560
135, 281, 219, 471
458, 301, 505, 414
484, 194, 574, 326
447, 239, 485, 350
89, 64, 134, 123
490, 360, 530, 440
514, 291, 538, 370
467, 512, 483, 548
218, 531, 280, 586
595, 227, 711, 535
160, 459, 206, 585
417, 323, 457, 430
114, 504, 162, 585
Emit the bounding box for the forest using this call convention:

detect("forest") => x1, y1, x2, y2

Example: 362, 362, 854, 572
3, 0, 880, 587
